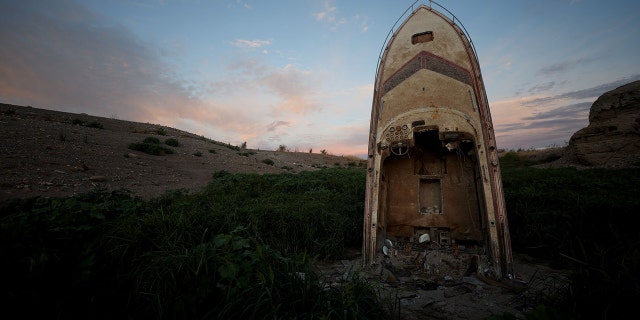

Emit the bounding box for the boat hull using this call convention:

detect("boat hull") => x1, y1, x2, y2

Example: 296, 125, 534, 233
363, 3, 513, 280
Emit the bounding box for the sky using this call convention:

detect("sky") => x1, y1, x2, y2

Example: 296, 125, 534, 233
2, 0, 639, 157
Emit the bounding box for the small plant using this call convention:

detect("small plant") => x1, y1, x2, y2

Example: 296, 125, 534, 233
212, 170, 229, 178
128, 141, 174, 156
58, 129, 66, 141
85, 121, 104, 129
281, 166, 293, 171
241, 141, 247, 149
156, 127, 167, 136
209, 149, 217, 154
237, 151, 255, 157
262, 159, 274, 166
193, 151, 202, 157
143, 137, 160, 144
71, 118, 103, 129
320, 149, 327, 155
277, 144, 288, 152
165, 138, 180, 147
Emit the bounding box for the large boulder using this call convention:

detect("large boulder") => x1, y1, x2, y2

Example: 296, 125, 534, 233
562, 80, 640, 167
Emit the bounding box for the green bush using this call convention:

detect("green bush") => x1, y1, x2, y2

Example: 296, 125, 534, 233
86, 121, 104, 129
143, 136, 160, 144
164, 138, 180, 147
128, 142, 174, 155
261, 159, 274, 166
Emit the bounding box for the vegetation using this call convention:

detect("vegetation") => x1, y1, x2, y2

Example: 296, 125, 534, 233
0, 149, 638, 319
500, 159, 640, 319
262, 158, 275, 166
128, 136, 175, 156
164, 138, 180, 147
0, 168, 389, 319
200, 135, 240, 151
71, 118, 104, 129
143, 136, 160, 144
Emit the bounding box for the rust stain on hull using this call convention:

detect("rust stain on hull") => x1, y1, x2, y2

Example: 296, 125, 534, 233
363, 2, 513, 280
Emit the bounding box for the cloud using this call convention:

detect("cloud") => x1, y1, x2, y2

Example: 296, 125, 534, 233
260, 64, 323, 115
522, 102, 591, 121
267, 120, 290, 132
491, 75, 640, 149
235, 0, 252, 9
354, 14, 369, 32
537, 56, 600, 76
313, 0, 346, 30
230, 39, 272, 48
313, 1, 336, 21
0, 1, 181, 119
523, 74, 640, 107
527, 81, 557, 94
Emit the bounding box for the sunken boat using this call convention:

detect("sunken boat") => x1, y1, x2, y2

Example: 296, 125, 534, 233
363, 1, 513, 280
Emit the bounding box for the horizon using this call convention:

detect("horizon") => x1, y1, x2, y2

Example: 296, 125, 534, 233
2, 0, 639, 158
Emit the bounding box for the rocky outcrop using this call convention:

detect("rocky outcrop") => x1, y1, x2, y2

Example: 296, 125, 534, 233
561, 80, 640, 167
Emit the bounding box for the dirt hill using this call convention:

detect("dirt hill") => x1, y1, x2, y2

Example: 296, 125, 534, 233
0, 103, 364, 203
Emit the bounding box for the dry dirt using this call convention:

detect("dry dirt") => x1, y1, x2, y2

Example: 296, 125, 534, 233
0, 103, 362, 203
0, 103, 570, 319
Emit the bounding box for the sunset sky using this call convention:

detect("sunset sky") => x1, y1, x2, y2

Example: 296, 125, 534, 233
2, 0, 639, 157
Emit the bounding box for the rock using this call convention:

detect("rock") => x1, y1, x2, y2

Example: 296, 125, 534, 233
562, 80, 640, 167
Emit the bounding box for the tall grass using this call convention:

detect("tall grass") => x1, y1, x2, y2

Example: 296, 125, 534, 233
2, 157, 639, 319
501, 156, 640, 319
0, 168, 390, 319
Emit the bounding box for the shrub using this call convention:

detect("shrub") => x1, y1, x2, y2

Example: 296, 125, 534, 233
261, 159, 274, 166
193, 151, 202, 157
128, 142, 174, 156
86, 121, 104, 129
165, 138, 180, 147
143, 136, 160, 144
